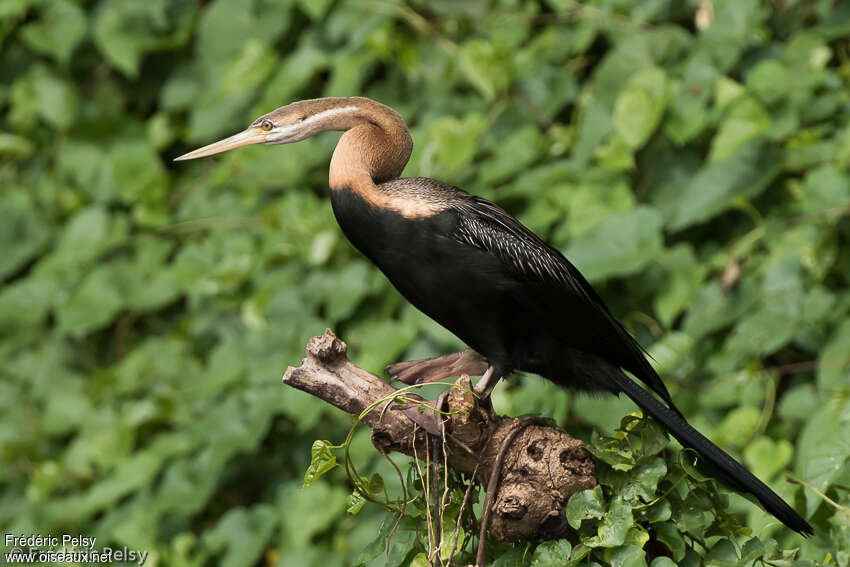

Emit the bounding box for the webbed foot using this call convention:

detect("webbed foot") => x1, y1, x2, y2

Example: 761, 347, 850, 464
386, 349, 488, 385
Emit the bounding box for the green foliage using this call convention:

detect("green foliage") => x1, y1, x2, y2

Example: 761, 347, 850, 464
2, 0, 850, 566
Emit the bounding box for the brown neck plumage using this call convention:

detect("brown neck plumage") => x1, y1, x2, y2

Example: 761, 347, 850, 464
309, 98, 442, 218
323, 97, 413, 191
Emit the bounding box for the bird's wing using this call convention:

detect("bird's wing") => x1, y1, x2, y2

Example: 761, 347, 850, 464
451, 196, 676, 409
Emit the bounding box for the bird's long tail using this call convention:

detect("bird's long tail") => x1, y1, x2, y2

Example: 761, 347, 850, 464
609, 370, 814, 536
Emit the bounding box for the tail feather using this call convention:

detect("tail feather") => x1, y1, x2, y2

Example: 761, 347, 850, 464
609, 370, 813, 536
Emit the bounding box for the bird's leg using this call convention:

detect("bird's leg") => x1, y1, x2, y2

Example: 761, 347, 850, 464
473, 366, 500, 399
386, 349, 489, 385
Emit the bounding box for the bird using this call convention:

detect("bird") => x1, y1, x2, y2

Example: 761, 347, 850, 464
175, 96, 813, 536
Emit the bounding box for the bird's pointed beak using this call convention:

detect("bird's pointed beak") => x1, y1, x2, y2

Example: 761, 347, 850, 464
174, 127, 268, 161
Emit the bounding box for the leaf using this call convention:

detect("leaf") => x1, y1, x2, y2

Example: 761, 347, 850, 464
18, 0, 86, 63
0, 189, 48, 280
93, 0, 164, 77
530, 539, 572, 566
55, 265, 124, 337
647, 332, 694, 377
0, 277, 55, 330
219, 40, 277, 96
747, 59, 790, 103
709, 96, 770, 162
99, 136, 168, 204
492, 547, 528, 566
589, 498, 633, 548
345, 490, 365, 515
704, 538, 739, 567
610, 545, 647, 567
93, 0, 195, 78
302, 440, 337, 487
714, 406, 761, 449
777, 384, 819, 422
796, 398, 850, 517
566, 486, 606, 529
662, 141, 781, 230
195, 0, 291, 75
439, 508, 465, 562
654, 521, 686, 560
698, 0, 767, 71
627, 416, 669, 457
652, 244, 708, 327
564, 206, 663, 282
460, 39, 511, 100
680, 449, 714, 483
741, 537, 766, 562
683, 280, 760, 339
422, 113, 487, 179
614, 66, 668, 149
278, 481, 347, 550
799, 166, 850, 216
0, 132, 34, 158
632, 457, 667, 500
818, 319, 850, 390
30, 65, 78, 130
205, 505, 277, 567
743, 437, 793, 481
296, 0, 331, 20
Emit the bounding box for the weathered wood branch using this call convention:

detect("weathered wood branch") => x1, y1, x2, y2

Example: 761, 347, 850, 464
282, 329, 596, 542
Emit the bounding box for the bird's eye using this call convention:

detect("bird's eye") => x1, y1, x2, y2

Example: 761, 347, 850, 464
261, 119, 274, 131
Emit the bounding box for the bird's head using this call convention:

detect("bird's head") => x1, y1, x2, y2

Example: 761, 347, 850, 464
174, 98, 364, 161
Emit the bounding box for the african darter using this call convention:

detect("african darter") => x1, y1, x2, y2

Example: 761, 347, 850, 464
176, 96, 813, 535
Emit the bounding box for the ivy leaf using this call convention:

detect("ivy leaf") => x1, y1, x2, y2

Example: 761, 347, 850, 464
19, 0, 87, 63
610, 545, 647, 567
566, 486, 606, 529
632, 457, 667, 500
704, 538, 739, 567
460, 39, 511, 100
589, 498, 633, 548
654, 521, 686, 560
741, 537, 766, 562
796, 398, 850, 517
204, 505, 277, 567
345, 490, 365, 515
565, 206, 663, 282
302, 440, 337, 487
93, 0, 195, 78
661, 141, 780, 231
614, 66, 668, 149
817, 319, 850, 390
709, 96, 770, 162
31, 65, 78, 130
530, 539, 572, 566
743, 437, 793, 481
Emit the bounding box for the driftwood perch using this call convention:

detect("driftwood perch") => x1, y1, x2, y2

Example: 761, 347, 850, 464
282, 329, 596, 542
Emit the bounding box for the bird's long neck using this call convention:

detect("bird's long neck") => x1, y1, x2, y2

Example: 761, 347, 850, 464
327, 98, 413, 191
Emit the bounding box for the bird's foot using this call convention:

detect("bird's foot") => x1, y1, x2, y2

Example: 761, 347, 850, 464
473, 366, 499, 401
386, 349, 489, 385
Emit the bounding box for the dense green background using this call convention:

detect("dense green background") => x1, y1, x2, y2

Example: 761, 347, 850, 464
2, 0, 850, 565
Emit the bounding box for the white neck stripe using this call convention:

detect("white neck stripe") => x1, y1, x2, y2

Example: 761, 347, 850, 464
271, 105, 360, 137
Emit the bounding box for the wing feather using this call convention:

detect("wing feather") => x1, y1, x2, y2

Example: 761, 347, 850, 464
451, 197, 678, 410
